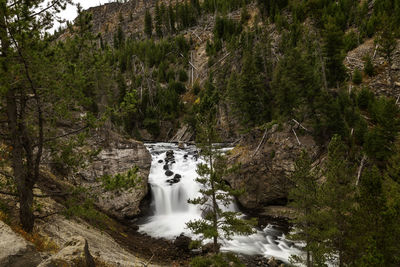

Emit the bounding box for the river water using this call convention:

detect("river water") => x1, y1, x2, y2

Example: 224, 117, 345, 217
139, 143, 302, 263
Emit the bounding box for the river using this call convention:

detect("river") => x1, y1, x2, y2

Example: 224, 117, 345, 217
139, 143, 302, 263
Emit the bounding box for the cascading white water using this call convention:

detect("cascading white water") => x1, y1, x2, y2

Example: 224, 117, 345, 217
139, 143, 303, 263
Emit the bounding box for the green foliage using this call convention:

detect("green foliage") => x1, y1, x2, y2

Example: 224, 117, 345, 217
322, 20, 347, 87
214, 16, 242, 41
190, 253, 245, 267
187, 100, 255, 253
363, 55, 375, 77
352, 68, 362, 85
144, 9, 153, 38
99, 166, 141, 192
228, 51, 270, 127
178, 69, 189, 83
288, 151, 326, 266
343, 30, 358, 52
63, 187, 108, 227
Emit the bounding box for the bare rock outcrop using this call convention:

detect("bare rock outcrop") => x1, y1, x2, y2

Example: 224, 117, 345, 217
0, 221, 42, 267
38, 236, 95, 267
75, 136, 152, 221
37, 212, 162, 267
226, 123, 317, 213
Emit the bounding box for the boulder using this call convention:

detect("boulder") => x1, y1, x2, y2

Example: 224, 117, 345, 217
267, 256, 278, 267
201, 243, 220, 254
0, 221, 42, 267
178, 141, 185, 149
165, 170, 174, 177
38, 236, 95, 267
166, 174, 182, 185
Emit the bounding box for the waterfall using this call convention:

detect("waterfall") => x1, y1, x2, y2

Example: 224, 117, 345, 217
139, 143, 303, 263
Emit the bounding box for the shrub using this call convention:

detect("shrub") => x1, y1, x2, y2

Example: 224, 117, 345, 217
363, 55, 375, 77
352, 68, 363, 85
178, 69, 189, 82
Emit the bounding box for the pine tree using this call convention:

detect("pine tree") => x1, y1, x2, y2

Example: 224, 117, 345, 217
322, 20, 347, 88
363, 55, 375, 77
187, 97, 255, 254
320, 135, 355, 266
155, 2, 163, 38
377, 15, 396, 88
289, 151, 327, 266
168, 4, 176, 33
352, 68, 362, 85
144, 8, 153, 38
0, 1, 102, 232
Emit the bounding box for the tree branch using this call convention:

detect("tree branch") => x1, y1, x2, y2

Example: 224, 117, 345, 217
252, 128, 268, 158
0, 190, 18, 197
34, 126, 89, 147
0, 170, 13, 179
29, 0, 64, 18
356, 155, 367, 186
35, 211, 59, 219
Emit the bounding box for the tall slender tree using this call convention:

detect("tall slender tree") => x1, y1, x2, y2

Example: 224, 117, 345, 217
144, 8, 153, 38
187, 85, 255, 253
0, 1, 103, 232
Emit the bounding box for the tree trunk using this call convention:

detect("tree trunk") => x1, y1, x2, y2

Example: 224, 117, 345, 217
18, 182, 35, 232
209, 152, 219, 253
6, 90, 36, 232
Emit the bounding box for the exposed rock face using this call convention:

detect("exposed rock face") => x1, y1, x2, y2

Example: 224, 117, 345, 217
345, 38, 400, 98
75, 136, 152, 221
37, 213, 161, 267
226, 124, 317, 212
0, 221, 42, 267
38, 236, 95, 267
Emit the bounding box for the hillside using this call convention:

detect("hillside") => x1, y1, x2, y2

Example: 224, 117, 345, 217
1, 0, 400, 266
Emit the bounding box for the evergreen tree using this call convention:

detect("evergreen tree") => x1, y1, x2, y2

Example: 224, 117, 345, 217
187, 97, 255, 254
352, 68, 362, 85
377, 15, 396, 88
0, 1, 102, 232
228, 51, 270, 127
320, 135, 355, 266
155, 2, 163, 38
289, 151, 327, 266
144, 8, 153, 38
168, 4, 176, 33
363, 55, 375, 77
322, 20, 347, 87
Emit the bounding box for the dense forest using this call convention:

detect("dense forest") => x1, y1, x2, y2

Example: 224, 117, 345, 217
1, 0, 400, 266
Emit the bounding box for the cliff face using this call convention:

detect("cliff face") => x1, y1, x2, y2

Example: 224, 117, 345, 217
86, 0, 153, 44
226, 123, 318, 214
75, 132, 152, 220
